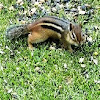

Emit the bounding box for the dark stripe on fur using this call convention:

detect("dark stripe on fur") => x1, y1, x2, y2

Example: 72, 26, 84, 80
43, 21, 62, 28
41, 25, 62, 34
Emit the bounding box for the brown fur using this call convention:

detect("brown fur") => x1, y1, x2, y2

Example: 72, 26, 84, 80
28, 25, 61, 50
6, 16, 86, 52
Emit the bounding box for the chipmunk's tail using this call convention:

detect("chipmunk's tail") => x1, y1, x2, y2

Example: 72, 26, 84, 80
6, 24, 29, 40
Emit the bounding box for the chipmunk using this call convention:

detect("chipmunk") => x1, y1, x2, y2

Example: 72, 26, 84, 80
6, 16, 86, 52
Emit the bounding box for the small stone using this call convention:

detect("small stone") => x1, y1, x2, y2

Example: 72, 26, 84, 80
79, 58, 84, 63
81, 64, 86, 68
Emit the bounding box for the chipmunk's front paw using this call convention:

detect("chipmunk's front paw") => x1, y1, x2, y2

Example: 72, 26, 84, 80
67, 45, 74, 53
68, 48, 74, 53
28, 46, 34, 51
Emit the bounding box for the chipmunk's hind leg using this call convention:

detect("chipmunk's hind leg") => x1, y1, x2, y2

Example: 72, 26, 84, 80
28, 32, 49, 50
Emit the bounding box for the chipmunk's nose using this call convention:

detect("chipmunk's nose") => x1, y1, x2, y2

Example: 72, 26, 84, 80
78, 41, 81, 46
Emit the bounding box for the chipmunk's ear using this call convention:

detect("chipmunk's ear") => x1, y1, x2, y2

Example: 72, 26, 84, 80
70, 23, 74, 31
79, 23, 82, 28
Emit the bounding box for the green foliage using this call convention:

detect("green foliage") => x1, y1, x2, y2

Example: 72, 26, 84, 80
0, 0, 100, 100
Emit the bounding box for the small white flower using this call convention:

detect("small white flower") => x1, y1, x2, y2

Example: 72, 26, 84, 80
0, 49, 4, 54
9, 6, 14, 11
8, 88, 13, 93
35, 67, 40, 72
94, 80, 100, 84
4, 79, 7, 83
64, 63, 67, 69
16, 67, 20, 70
79, 58, 84, 63
86, 74, 89, 78
87, 37, 93, 42
91, 56, 98, 65
93, 59, 98, 65
0, 66, 3, 71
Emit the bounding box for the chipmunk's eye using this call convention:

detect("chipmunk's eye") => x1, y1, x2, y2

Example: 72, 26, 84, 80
71, 32, 76, 40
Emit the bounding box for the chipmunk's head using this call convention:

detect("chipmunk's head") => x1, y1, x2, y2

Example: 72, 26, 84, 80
67, 23, 86, 46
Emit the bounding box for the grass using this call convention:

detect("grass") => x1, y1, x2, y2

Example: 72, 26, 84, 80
0, 0, 100, 100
